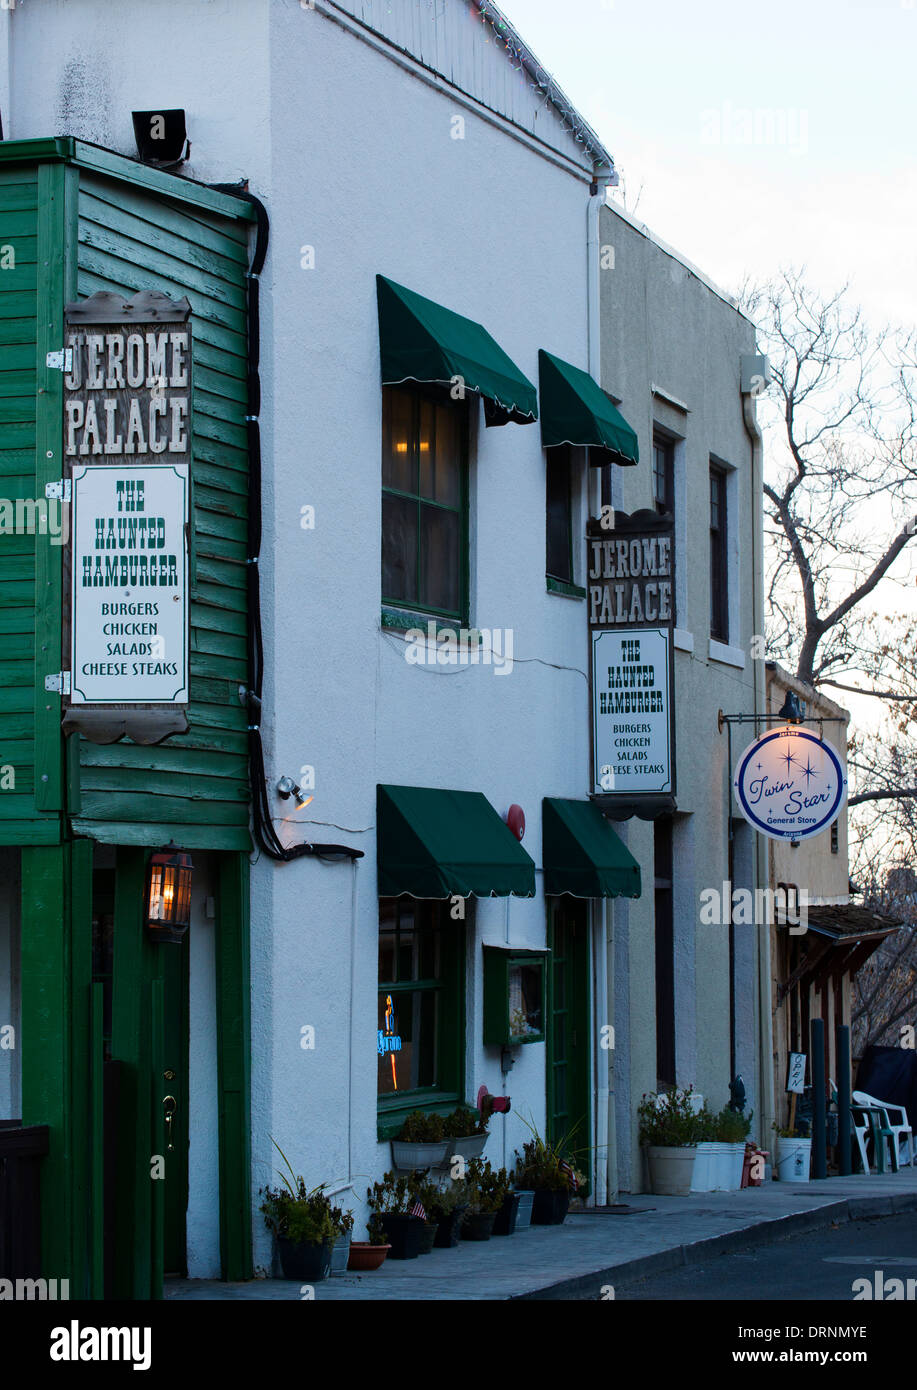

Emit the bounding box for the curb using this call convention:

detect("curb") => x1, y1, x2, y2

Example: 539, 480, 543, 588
511, 1190, 917, 1301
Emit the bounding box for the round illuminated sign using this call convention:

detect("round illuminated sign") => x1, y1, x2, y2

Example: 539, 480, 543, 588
733, 727, 847, 841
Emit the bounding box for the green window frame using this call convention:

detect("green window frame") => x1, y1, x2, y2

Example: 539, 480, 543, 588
381, 383, 469, 624
377, 897, 467, 1139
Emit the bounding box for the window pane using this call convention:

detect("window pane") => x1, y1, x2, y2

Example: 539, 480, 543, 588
382, 493, 418, 603
382, 388, 416, 492
397, 914, 415, 982
418, 991, 438, 1087
546, 449, 572, 581
425, 400, 461, 508
379, 931, 395, 985
418, 922, 439, 980
418, 397, 436, 498
420, 504, 460, 613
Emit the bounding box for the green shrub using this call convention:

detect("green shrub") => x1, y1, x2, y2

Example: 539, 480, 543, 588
259, 1140, 336, 1246
443, 1105, 488, 1138
465, 1158, 512, 1213
398, 1111, 445, 1143
714, 1105, 753, 1143
513, 1113, 586, 1191
637, 1087, 703, 1147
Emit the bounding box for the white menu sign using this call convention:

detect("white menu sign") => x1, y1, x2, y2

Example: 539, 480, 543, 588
592, 627, 673, 795
70, 463, 189, 704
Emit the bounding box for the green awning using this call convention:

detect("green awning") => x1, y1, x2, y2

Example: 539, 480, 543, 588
542, 797, 642, 898
378, 784, 536, 898
376, 275, 538, 427
538, 349, 639, 464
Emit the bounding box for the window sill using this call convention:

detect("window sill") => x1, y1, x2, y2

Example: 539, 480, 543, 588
673, 627, 694, 654
381, 608, 474, 639
546, 576, 586, 599
708, 637, 745, 669
376, 1093, 463, 1142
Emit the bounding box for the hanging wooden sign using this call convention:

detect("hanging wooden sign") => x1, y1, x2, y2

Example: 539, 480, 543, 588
60, 290, 192, 744
587, 509, 676, 815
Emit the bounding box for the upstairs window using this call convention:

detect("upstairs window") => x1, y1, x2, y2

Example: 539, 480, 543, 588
709, 463, 728, 642
545, 446, 574, 585
653, 433, 675, 517
382, 384, 467, 622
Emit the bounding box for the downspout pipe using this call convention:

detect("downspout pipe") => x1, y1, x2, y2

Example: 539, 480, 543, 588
589, 185, 616, 1206
741, 364, 775, 1149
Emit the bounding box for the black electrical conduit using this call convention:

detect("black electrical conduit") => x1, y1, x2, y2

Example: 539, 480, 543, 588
209, 182, 363, 862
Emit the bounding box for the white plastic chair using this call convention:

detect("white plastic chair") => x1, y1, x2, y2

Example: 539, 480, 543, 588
831, 1080, 883, 1174
853, 1089, 914, 1170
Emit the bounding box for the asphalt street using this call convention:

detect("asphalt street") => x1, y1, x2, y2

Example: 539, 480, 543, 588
611, 1211, 917, 1300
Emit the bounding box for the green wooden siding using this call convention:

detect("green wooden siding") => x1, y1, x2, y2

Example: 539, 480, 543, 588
0, 144, 254, 849
70, 171, 252, 850
0, 165, 62, 843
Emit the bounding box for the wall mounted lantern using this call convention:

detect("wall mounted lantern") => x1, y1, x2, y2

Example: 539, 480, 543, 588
145, 843, 193, 944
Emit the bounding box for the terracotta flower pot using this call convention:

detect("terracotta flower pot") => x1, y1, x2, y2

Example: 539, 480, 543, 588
347, 1242, 390, 1271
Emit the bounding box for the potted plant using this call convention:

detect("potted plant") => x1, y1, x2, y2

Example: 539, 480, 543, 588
492, 1176, 522, 1236
638, 1087, 702, 1195
329, 1203, 355, 1274
442, 1105, 490, 1165
461, 1158, 510, 1240
690, 1105, 724, 1193
391, 1111, 449, 1171
715, 1105, 753, 1190
406, 1169, 440, 1254
259, 1141, 336, 1281
772, 1122, 812, 1182
366, 1171, 427, 1259
429, 1177, 470, 1248
348, 1220, 391, 1271
513, 1116, 584, 1224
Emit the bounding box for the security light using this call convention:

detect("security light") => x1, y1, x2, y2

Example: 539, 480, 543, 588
132, 109, 189, 167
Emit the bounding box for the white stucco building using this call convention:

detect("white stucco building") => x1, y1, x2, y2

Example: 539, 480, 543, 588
0, 0, 769, 1287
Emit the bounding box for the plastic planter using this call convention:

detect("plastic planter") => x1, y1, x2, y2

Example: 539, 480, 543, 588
514, 1190, 534, 1230
277, 1236, 333, 1281
418, 1221, 439, 1254
443, 1133, 488, 1165
432, 1205, 468, 1247
646, 1145, 697, 1196
531, 1189, 570, 1225
461, 1210, 497, 1241
492, 1190, 522, 1235
775, 1136, 811, 1183
691, 1141, 725, 1192
330, 1231, 352, 1274
390, 1140, 449, 1171
378, 1213, 426, 1259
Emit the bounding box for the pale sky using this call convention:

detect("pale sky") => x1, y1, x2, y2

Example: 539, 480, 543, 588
501, 0, 917, 331
499, 0, 917, 738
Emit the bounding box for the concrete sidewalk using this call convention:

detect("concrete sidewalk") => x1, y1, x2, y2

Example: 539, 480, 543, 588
165, 1167, 917, 1301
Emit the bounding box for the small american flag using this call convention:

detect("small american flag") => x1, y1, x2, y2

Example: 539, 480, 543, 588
559, 1160, 578, 1193
409, 1201, 426, 1220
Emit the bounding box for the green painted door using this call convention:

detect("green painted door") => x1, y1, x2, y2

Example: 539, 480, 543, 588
161, 938, 190, 1276
547, 898, 591, 1191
